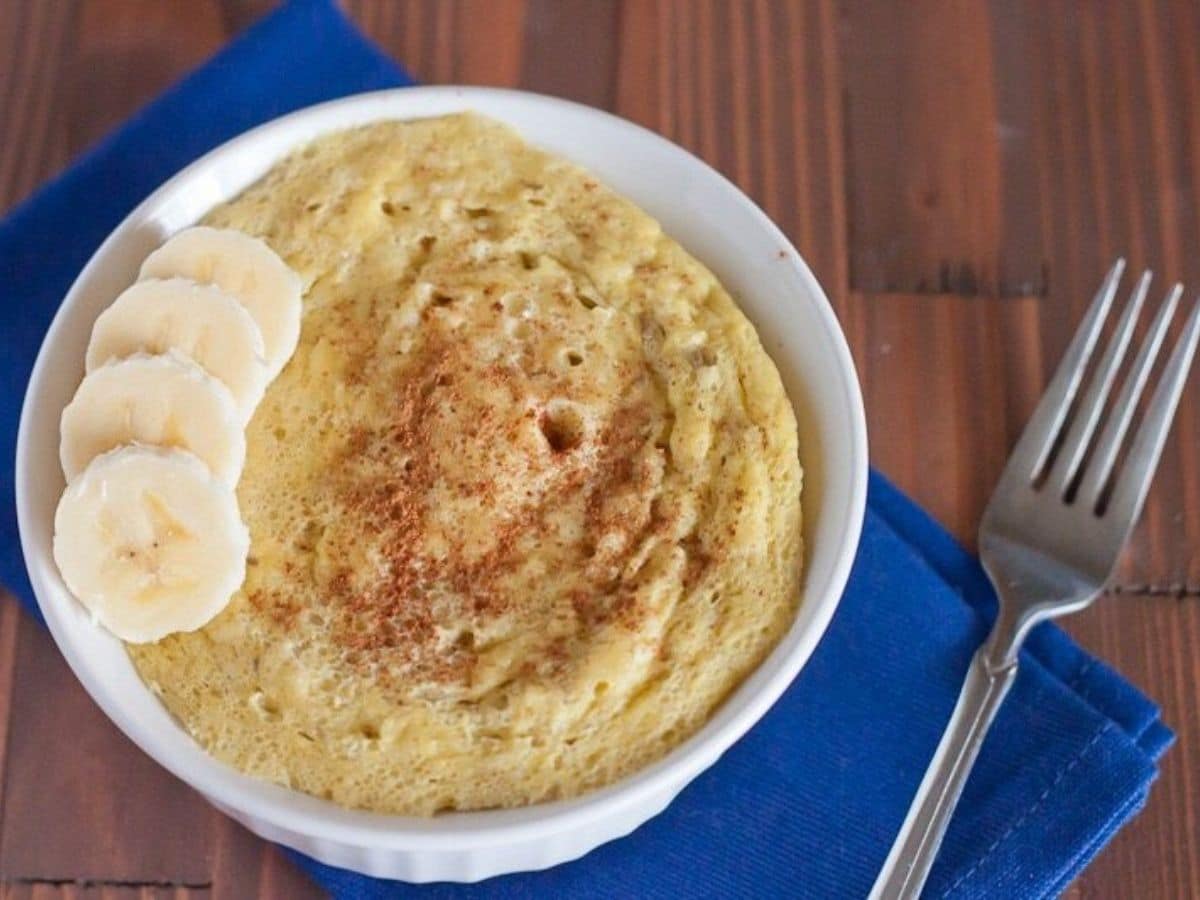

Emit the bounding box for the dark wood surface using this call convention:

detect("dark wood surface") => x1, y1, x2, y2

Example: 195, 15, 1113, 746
1, 2, 1198, 897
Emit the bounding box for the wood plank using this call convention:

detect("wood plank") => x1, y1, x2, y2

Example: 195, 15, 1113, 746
0, 0, 74, 211
520, 0, 617, 105
208, 818, 319, 900
853, 291, 1044, 543
67, 1, 226, 159
0, 601, 22, 862
347, 0, 527, 86
1063, 591, 1200, 900
984, 0, 1051, 300
215, 0, 277, 34
1018, 0, 1200, 591
0, 617, 213, 883
840, 0, 1041, 297
0, 886, 210, 900
0, 0, 230, 218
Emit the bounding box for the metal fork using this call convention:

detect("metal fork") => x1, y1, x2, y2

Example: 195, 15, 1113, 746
870, 259, 1200, 900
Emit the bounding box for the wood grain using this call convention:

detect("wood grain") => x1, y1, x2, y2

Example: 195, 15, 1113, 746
0, 604, 20, 838
69, 0, 226, 151
1, 1, 1198, 897
0, 616, 211, 883
0, 886, 208, 900
1069, 589, 1200, 900
345, 0, 528, 86
0, 0, 74, 211
840, 0, 1200, 591
842, 1, 1013, 297
852, 290, 1045, 543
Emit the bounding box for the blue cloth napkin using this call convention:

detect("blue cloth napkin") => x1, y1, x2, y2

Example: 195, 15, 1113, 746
0, 2, 1170, 897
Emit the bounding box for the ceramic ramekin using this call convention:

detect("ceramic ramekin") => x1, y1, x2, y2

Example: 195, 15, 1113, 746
16, 87, 868, 882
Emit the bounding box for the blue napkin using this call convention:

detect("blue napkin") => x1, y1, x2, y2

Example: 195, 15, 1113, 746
0, 2, 1170, 897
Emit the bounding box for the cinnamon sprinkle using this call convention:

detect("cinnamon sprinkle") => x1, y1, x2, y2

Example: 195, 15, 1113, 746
279, 311, 715, 692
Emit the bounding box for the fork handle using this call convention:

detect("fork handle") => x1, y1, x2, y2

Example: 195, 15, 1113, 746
868, 647, 1020, 899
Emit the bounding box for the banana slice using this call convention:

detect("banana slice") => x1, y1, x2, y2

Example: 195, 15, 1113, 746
60, 351, 245, 486
139, 226, 303, 379
86, 277, 269, 422
53, 446, 249, 643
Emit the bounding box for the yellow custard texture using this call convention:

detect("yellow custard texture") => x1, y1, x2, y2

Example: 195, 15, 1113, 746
129, 113, 802, 815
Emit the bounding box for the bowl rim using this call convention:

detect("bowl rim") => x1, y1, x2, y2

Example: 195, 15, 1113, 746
15, 85, 868, 848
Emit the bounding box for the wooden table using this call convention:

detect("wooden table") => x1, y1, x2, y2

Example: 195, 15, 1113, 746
1, 2, 1198, 897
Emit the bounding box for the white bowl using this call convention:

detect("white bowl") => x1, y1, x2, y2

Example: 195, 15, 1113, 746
16, 87, 867, 882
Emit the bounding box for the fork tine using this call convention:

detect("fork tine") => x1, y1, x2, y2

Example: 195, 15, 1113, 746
1078, 283, 1182, 508
1002, 258, 1125, 485
1050, 269, 1151, 495
1104, 298, 1200, 526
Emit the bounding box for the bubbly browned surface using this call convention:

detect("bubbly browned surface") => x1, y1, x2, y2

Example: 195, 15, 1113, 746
129, 113, 802, 815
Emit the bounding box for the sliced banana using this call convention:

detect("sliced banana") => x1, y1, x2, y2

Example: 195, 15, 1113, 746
53, 445, 249, 643
139, 226, 303, 379
60, 351, 245, 486
86, 277, 270, 422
